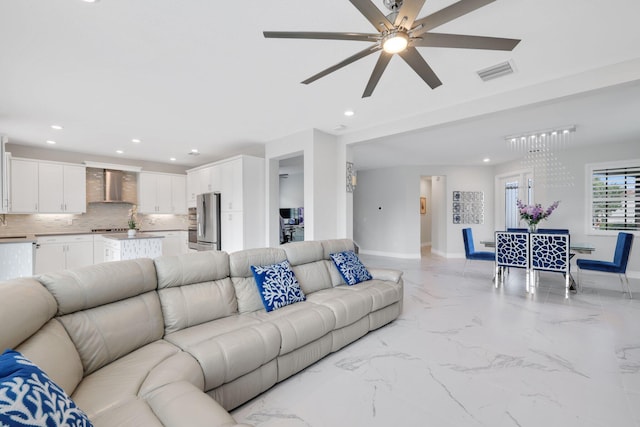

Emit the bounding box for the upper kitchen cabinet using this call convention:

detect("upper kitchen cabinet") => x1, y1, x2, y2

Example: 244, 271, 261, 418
9, 158, 86, 214
186, 167, 214, 207
138, 172, 187, 214
38, 163, 86, 213
9, 158, 38, 213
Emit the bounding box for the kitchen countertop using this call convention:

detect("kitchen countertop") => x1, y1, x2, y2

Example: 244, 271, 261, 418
0, 229, 186, 243
102, 233, 165, 241
0, 236, 37, 244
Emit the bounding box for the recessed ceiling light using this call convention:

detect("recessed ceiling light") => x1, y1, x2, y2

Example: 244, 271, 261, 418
50, 125, 63, 130
132, 138, 141, 143
169, 157, 176, 162
344, 110, 355, 117
483, 158, 491, 163
82, 0, 99, 3
191, 149, 199, 153
46, 140, 56, 145
116, 150, 124, 154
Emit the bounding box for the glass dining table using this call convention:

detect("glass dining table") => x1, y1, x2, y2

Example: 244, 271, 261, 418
480, 240, 595, 254
481, 236, 594, 296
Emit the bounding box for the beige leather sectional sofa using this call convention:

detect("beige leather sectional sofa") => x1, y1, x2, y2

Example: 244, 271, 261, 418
0, 239, 403, 426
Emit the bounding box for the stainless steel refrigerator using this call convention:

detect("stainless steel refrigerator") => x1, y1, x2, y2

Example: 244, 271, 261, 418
194, 192, 221, 251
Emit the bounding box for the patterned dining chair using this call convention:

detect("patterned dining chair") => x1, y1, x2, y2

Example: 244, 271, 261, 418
576, 232, 634, 298
495, 231, 530, 286
530, 232, 572, 297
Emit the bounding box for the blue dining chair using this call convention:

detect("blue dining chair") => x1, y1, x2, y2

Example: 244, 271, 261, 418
462, 228, 495, 276
576, 232, 634, 298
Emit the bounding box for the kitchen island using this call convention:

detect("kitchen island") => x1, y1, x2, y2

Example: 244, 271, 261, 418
102, 233, 164, 261
0, 236, 37, 280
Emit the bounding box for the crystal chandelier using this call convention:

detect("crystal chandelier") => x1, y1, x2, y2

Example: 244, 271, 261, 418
506, 125, 576, 188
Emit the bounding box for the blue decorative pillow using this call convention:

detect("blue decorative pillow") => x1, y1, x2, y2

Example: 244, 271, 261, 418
0, 349, 93, 427
330, 251, 372, 285
251, 260, 306, 312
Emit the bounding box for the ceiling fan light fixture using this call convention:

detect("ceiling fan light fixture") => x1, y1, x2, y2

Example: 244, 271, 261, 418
382, 31, 409, 54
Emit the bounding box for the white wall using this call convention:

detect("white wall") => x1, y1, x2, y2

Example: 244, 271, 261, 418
353, 165, 495, 259
279, 172, 303, 208
265, 129, 351, 246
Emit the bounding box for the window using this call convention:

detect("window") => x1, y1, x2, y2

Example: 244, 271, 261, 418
589, 161, 639, 231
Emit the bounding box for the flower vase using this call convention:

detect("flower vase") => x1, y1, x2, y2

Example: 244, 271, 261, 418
528, 223, 537, 233
128, 229, 137, 238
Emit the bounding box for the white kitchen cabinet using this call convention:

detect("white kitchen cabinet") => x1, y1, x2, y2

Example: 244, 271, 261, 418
171, 175, 187, 214
35, 234, 94, 274
10, 158, 86, 213
186, 155, 264, 252
187, 167, 215, 207
9, 158, 39, 213
38, 163, 86, 213
138, 172, 186, 214
220, 211, 243, 253
218, 159, 242, 212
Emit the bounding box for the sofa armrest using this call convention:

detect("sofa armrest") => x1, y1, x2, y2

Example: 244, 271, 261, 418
368, 268, 403, 284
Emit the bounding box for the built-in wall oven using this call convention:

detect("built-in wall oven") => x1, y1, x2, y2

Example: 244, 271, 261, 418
188, 207, 198, 249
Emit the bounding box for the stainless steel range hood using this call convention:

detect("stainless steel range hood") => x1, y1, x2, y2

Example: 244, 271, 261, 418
85, 162, 140, 204
103, 169, 125, 203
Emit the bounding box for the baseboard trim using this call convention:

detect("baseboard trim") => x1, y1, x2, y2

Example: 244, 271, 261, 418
359, 249, 421, 259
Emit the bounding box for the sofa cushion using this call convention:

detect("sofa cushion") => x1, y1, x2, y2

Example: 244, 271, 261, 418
245, 302, 336, 355
306, 288, 373, 329
71, 340, 182, 420
0, 278, 57, 351
164, 316, 280, 391
157, 278, 237, 334
38, 258, 157, 315
251, 260, 306, 312
155, 251, 230, 289
330, 251, 372, 285
333, 280, 402, 311
0, 349, 93, 427
59, 291, 165, 375
16, 320, 84, 396
230, 248, 287, 314
281, 241, 332, 294
321, 239, 355, 260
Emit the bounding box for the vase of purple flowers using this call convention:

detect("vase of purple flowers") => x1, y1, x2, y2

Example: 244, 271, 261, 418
516, 200, 560, 232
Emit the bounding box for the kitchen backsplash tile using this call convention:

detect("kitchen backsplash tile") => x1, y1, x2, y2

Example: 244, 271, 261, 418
0, 203, 187, 236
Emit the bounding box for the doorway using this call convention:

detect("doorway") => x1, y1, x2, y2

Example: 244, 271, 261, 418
279, 156, 304, 243
420, 176, 432, 255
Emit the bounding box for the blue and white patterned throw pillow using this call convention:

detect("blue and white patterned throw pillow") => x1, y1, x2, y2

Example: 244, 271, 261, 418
0, 349, 93, 427
251, 260, 306, 312
330, 251, 372, 285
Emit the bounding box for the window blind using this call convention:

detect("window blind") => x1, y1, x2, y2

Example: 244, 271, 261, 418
591, 164, 639, 231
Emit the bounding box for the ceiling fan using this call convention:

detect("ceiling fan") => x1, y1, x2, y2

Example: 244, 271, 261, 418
264, 0, 520, 98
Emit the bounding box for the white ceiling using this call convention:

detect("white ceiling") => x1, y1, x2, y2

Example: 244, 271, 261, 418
1, 0, 639, 169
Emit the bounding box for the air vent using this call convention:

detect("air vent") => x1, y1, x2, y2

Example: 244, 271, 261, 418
477, 61, 514, 81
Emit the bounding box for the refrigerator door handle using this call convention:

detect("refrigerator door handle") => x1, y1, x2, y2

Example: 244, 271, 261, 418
201, 197, 206, 237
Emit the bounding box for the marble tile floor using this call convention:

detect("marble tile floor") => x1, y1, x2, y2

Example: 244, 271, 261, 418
232, 251, 640, 427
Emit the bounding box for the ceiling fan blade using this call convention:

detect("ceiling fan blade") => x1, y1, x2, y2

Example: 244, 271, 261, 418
398, 47, 442, 89
263, 31, 379, 42
412, 33, 520, 50
362, 52, 393, 98
395, 0, 427, 30
412, 0, 496, 37
348, 0, 395, 32
302, 45, 381, 85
